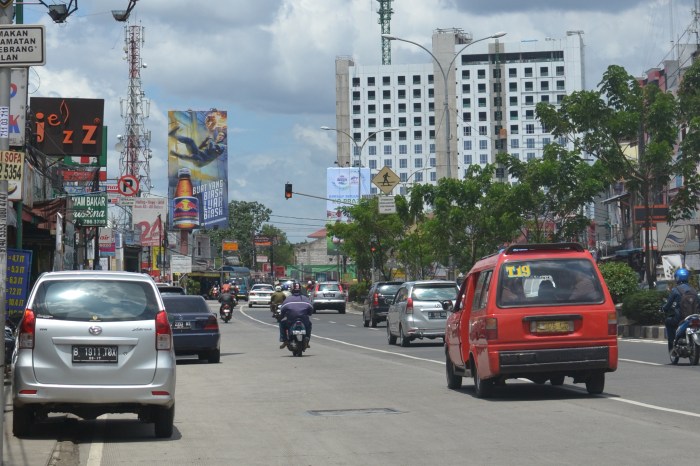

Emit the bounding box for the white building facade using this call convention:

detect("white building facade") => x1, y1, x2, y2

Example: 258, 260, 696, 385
333, 29, 584, 194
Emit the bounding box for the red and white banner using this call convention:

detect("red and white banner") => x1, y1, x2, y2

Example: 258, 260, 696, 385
132, 197, 167, 247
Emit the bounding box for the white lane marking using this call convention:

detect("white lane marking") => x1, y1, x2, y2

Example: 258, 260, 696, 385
86, 417, 107, 465
347, 324, 357, 327
239, 308, 700, 418
329, 321, 336, 324
621, 339, 666, 345
368, 328, 379, 331
619, 358, 662, 366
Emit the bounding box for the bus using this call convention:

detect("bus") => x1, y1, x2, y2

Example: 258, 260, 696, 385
220, 266, 253, 300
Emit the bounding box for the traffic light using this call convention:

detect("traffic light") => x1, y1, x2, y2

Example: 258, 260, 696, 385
284, 183, 293, 200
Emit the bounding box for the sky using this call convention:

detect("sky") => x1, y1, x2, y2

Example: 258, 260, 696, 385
18, 0, 700, 243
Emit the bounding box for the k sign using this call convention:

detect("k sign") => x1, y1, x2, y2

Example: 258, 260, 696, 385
30, 97, 104, 156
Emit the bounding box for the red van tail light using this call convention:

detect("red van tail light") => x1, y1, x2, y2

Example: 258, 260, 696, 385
155, 310, 172, 350
18, 309, 36, 349
689, 318, 700, 329
485, 317, 498, 340
204, 314, 219, 331
608, 312, 617, 336
373, 293, 379, 306
406, 297, 414, 314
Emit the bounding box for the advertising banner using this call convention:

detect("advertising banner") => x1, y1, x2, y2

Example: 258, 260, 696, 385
29, 97, 104, 157
99, 227, 115, 256
167, 110, 229, 230
71, 193, 107, 226
6, 248, 32, 324
132, 197, 167, 247
170, 254, 192, 274
10, 68, 27, 147
0, 150, 23, 201
326, 167, 370, 222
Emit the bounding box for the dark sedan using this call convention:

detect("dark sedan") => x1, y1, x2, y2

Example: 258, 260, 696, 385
364, 281, 403, 327
162, 295, 221, 363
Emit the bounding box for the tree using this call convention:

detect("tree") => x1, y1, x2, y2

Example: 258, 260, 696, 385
259, 224, 294, 270
536, 64, 700, 286
206, 200, 271, 268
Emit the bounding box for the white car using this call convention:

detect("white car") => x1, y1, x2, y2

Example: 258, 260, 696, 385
248, 283, 274, 307
12, 271, 176, 438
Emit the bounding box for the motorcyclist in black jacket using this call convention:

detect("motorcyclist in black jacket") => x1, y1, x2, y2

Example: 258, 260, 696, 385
278, 282, 313, 349
218, 284, 237, 318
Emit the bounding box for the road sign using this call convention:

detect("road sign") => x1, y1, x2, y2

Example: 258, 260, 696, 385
0, 25, 46, 66
372, 166, 400, 195
378, 195, 396, 214
118, 174, 139, 196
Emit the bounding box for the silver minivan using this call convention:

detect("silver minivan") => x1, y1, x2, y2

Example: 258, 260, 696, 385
12, 271, 176, 438
386, 280, 459, 347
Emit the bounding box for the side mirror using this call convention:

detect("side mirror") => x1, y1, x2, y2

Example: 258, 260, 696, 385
442, 300, 454, 311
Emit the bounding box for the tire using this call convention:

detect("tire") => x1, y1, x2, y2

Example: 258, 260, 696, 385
446, 353, 463, 389
387, 324, 397, 345
363, 312, 370, 327
472, 363, 494, 398
248, 302, 253, 308
371, 318, 377, 328
585, 372, 605, 395
399, 325, 411, 347
670, 348, 680, 365
12, 405, 34, 437
339, 306, 346, 314
208, 348, 221, 364
154, 404, 175, 438
550, 375, 565, 386
693, 344, 700, 366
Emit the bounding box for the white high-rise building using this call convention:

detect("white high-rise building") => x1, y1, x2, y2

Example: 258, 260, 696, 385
333, 29, 584, 195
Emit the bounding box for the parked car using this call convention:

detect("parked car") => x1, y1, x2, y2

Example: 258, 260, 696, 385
12, 271, 176, 438
363, 281, 403, 327
156, 284, 186, 295
248, 283, 274, 307
444, 243, 618, 397
386, 280, 458, 346
310, 282, 346, 313
162, 295, 220, 363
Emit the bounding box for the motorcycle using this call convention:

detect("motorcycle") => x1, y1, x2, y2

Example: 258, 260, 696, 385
285, 319, 309, 357
220, 303, 233, 323
209, 286, 220, 300
270, 303, 281, 320
670, 313, 700, 365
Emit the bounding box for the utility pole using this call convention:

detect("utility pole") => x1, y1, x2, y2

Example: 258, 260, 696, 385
377, 0, 394, 65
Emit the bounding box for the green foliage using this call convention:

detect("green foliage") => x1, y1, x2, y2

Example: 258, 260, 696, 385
348, 281, 370, 303
620, 290, 666, 325
598, 261, 640, 303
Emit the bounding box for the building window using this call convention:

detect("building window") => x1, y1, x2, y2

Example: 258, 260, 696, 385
462, 98, 471, 108
479, 140, 488, 150
556, 80, 565, 91
526, 138, 535, 149
399, 144, 407, 155
368, 77, 375, 86
525, 109, 534, 120
541, 81, 549, 91
398, 117, 407, 127
509, 82, 517, 92
462, 84, 471, 93
525, 95, 534, 105
510, 110, 518, 120
461, 69, 470, 79
430, 171, 436, 181
414, 130, 422, 140
383, 104, 391, 113
352, 77, 360, 87
369, 159, 377, 169
415, 144, 423, 154
477, 69, 486, 79
353, 133, 361, 142
478, 97, 486, 108
368, 146, 377, 156
464, 154, 472, 164
542, 137, 551, 147
428, 102, 434, 112
509, 96, 518, 106
430, 157, 436, 167
353, 118, 361, 129
383, 117, 392, 127
383, 129, 392, 139
368, 104, 376, 114
399, 158, 408, 169
398, 75, 406, 85
494, 96, 502, 107
413, 75, 421, 85
429, 130, 435, 140
429, 116, 435, 126
478, 83, 486, 93
414, 172, 423, 182
540, 66, 548, 77
496, 167, 505, 178
352, 91, 360, 101
429, 144, 435, 154
509, 68, 517, 78
540, 95, 550, 103
428, 88, 434, 98
524, 67, 533, 77
398, 89, 406, 99
384, 159, 392, 168
493, 68, 501, 79
414, 117, 422, 126
479, 111, 487, 121
398, 103, 406, 113
415, 158, 423, 168
556, 66, 564, 76
525, 124, 535, 134
463, 112, 472, 122
557, 94, 565, 104
493, 82, 502, 93
399, 131, 407, 141
412, 89, 421, 98
353, 105, 360, 115
383, 90, 391, 99
413, 103, 422, 112
527, 152, 535, 161
398, 172, 406, 182
464, 126, 472, 136
494, 110, 502, 121
368, 90, 376, 100
511, 139, 519, 149
480, 154, 488, 164
368, 118, 376, 128
382, 76, 391, 85
479, 126, 487, 136
510, 124, 519, 135
524, 82, 533, 92
464, 140, 472, 150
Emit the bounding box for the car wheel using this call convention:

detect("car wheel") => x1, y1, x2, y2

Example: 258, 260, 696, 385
154, 404, 175, 438
472, 362, 494, 399
208, 348, 221, 364
363, 313, 370, 327
12, 404, 34, 437
387, 324, 397, 345
370, 315, 377, 328
446, 353, 463, 390
399, 325, 410, 347
248, 302, 253, 308
339, 306, 346, 314
585, 372, 605, 395
550, 375, 565, 386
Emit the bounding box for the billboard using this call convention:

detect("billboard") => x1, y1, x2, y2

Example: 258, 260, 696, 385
10, 68, 28, 147
167, 110, 229, 230
29, 97, 104, 157
132, 197, 167, 247
326, 167, 370, 223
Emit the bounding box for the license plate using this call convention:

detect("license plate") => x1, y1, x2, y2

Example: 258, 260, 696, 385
173, 321, 192, 329
324, 293, 335, 298
428, 311, 447, 319
72, 345, 118, 363
531, 320, 573, 333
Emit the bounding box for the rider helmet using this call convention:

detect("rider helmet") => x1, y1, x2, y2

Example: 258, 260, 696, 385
291, 282, 302, 295
275, 285, 282, 292
674, 267, 691, 284
221, 283, 231, 293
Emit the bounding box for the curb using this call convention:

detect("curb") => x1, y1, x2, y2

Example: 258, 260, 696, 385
618, 324, 666, 340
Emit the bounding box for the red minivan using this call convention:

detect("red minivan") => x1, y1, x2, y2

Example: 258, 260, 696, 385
444, 243, 618, 397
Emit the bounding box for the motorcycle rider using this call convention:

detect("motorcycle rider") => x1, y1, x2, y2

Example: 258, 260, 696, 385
663, 268, 698, 351
218, 283, 236, 318
278, 282, 314, 349
270, 285, 286, 315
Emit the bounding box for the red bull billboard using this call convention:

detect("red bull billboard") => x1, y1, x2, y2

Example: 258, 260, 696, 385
167, 110, 229, 230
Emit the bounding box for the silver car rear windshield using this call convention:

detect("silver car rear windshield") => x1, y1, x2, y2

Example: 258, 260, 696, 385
411, 285, 457, 301
31, 280, 160, 321
497, 258, 605, 307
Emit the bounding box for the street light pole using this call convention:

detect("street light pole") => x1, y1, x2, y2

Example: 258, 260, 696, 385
321, 126, 399, 201
382, 31, 506, 180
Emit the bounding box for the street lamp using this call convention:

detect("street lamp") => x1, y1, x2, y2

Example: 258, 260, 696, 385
321, 126, 399, 201
382, 31, 506, 180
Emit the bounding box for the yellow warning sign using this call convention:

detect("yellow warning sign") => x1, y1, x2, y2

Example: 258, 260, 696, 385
372, 166, 400, 195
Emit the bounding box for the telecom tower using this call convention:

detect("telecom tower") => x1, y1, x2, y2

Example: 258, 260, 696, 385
377, 0, 394, 65
118, 24, 151, 196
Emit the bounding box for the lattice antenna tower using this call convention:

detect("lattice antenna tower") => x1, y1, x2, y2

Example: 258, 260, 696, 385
118, 23, 151, 197
377, 0, 394, 65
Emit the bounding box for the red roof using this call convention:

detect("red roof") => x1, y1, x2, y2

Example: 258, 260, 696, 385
308, 228, 327, 239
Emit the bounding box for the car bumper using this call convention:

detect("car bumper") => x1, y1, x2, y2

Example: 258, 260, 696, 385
249, 298, 271, 306
497, 346, 614, 375
405, 328, 445, 339
312, 300, 346, 309
173, 333, 220, 353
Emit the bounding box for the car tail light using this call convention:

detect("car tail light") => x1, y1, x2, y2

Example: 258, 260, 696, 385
18, 309, 36, 349
204, 314, 219, 330
485, 317, 498, 340
690, 318, 700, 329
373, 293, 379, 306
155, 310, 172, 350
406, 297, 414, 314
608, 311, 617, 336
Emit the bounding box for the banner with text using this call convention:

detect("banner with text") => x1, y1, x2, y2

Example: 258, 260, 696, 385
326, 167, 370, 223
132, 197, 167, 247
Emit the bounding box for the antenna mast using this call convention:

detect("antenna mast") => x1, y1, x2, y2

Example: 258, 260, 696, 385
377, 0, 394, 65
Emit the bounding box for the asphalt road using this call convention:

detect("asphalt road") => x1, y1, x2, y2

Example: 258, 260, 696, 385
4, 300, 700, 465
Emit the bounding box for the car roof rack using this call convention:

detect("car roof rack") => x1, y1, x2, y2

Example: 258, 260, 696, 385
504, 242, 585, 254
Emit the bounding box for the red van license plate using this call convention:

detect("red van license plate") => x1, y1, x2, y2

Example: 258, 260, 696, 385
72, 345, 118, 363
531, 321, 573, 333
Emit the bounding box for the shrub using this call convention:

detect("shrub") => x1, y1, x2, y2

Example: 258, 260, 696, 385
620, 290, 666, 325
348, 281, 369, 303
598, 261, 639, 303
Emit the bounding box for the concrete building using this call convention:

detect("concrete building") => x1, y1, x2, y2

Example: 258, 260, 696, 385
333, 29, 585, 194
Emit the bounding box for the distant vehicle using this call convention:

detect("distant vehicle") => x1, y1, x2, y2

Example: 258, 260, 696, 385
156, 284, 186, 295
386, 280, 458, 346
162, 295, 221, 363
310, 282, 346, 314
13, 271, 176, 438
248, 283, 274, 308
364, 281, 403, 327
